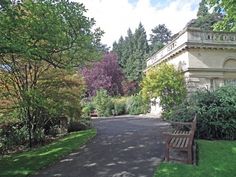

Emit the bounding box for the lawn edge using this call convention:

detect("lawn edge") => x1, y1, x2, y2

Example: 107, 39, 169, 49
31, 128, 97, 176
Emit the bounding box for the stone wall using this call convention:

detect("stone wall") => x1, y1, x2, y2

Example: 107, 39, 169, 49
146, 28, 236, 115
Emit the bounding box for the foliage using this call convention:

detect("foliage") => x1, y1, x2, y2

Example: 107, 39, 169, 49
149, 24, 171, 54
208, 0, 236, 31
112, 97, 127, 115
0, 0, 101, 147
82, 52, 124, 96
168, 85, 236, 140
112, 23, 149, 84
155, 140, 236, 177
0, 129, 96, 177
122, 80, 139, 95
126, 95, 148, 115
0, 69, 86, 151
68, 118, 91, 133
0, 0, 101, 67
197, 0, 209, 17
0, 123, 28, 155
148, 42, 164, 57
141, 63, 187, 118
93, 90, 114, 117
188, 0, 222, 30
82, 101, 95, 117
150, 24, 172, 45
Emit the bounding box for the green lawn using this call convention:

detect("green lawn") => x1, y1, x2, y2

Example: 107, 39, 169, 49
0, 129, 96, 177
154, 140, 236, 177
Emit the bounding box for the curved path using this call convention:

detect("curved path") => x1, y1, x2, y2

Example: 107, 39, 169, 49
34, 116, 169, 177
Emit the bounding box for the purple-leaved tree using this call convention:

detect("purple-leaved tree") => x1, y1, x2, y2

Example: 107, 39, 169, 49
82, 52, 124, 96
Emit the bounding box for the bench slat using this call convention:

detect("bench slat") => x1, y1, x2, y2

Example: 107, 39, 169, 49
173, 137, 179, 147
185, 138, 189, 148
180, 137, 187, 148
176, 138, 183, 148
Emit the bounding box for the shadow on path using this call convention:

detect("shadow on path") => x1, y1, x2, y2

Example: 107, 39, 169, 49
34, 116, 170, 177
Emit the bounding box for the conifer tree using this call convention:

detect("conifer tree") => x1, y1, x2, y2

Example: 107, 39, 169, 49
149, 24, 172, 55
189, 0, 222, 31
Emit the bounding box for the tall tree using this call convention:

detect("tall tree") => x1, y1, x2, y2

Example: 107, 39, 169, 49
197, 0, 209, 17
189, 0, 222, 30
0, 0, 102, 147
208, 0, 236, 32
113, 36, 126, 68
81, 52, 124, 96
149, 24, 172, 54
112, 24, 149, 84
123, 23, 149, 82
150, 24, 172, 45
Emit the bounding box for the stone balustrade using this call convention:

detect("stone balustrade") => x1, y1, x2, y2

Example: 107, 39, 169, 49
146, 27, 236, 68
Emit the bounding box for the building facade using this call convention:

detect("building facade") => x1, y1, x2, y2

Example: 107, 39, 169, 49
145, 27, 236, 115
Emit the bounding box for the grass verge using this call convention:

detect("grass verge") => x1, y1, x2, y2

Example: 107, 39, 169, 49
0, 129, 96, 177
154, 140, 236, 177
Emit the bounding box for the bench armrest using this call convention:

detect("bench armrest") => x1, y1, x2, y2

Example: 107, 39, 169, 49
163, 132, 190, 137
168, 121, 192, 126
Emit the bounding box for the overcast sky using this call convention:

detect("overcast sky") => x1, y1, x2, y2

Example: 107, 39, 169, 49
77, 0, 201, 48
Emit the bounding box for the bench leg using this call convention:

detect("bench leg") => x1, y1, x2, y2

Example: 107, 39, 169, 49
165, 146, 170, 161
187, 147, 192, 164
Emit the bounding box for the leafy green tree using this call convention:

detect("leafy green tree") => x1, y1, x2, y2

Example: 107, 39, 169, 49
0, 0, 102, 147
208, 0, 236, 31
189, 0, 222, 30
141, 63, 187, 119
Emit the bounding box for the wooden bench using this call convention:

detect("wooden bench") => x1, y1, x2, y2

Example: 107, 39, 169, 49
90, 110, 98, 117
163, 115, 197, 164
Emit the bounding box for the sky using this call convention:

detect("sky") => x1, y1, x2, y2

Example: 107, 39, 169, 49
77, 0, 201, 48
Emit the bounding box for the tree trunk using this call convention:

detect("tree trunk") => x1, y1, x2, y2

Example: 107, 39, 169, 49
27, 108, 33, 148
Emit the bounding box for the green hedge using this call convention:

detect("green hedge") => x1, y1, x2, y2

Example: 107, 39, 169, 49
168, 85, 236, 140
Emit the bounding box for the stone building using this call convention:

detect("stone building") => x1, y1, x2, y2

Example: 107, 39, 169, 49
145, 27, 236, 115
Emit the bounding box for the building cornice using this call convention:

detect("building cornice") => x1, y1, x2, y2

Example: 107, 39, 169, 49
183, 67, 236, 73
146, 27, 236, 71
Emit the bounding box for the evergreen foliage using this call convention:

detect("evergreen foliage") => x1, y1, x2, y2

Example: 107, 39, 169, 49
150, 24, 172, 45
93, 90, 114, 117
188, 0, 222, 30
112, 23, 149, 85
126, 95, 148, 115
149, 24, 172, 55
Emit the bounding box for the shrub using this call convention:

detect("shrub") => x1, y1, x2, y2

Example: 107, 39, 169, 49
93, 90, 114, 117
127, 95, 148, 115
113, 97, 127, 115
82, 101, 94, 117
0, 123, 28, 155
141, 63, 187, 119
169, 85, 236, 140
68, 118, 91, 133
